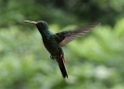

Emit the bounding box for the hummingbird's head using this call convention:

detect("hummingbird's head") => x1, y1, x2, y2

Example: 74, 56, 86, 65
24, 20, 48, 30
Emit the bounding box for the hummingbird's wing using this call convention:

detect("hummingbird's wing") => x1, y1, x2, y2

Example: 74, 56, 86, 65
56, 23, 100, 47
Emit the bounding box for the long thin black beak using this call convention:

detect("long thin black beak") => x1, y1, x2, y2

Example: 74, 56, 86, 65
24, 20, 37, 25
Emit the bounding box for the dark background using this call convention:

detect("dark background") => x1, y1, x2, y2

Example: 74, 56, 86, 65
0, 0, 124, 89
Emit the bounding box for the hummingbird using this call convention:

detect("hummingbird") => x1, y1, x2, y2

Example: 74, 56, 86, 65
24, 20, 100, 78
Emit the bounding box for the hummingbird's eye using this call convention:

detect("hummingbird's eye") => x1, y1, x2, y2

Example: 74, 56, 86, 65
37, 21, 47, 26
41, 23, 44, 25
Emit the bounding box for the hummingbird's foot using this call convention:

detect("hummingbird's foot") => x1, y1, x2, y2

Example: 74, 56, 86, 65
50, 56, 56, 60
50, 55, 60, 60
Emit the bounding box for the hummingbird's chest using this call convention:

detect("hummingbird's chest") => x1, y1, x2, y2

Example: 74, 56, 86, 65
42, 36, 62, 56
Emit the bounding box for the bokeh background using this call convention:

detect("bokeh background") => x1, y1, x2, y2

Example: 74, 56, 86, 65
0, 0, 124, 89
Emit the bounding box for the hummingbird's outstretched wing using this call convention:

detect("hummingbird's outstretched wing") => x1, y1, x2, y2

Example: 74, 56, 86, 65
56, 23, 100, 47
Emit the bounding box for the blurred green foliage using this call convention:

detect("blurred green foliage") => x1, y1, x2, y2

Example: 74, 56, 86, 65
0, 0, 124, 27
0, 19, 124, 89
0, 0, 124, 89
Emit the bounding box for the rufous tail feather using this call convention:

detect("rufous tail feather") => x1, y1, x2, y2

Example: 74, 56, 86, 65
57, 57, 68, 78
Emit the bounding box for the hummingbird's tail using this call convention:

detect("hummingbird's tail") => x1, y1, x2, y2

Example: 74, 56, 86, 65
56, 57, 68, 78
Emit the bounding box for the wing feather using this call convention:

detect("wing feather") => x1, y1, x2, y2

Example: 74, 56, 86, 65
56, 23, 100, 47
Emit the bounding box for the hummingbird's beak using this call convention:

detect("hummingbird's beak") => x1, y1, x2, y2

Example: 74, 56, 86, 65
24, 20, 37, 25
